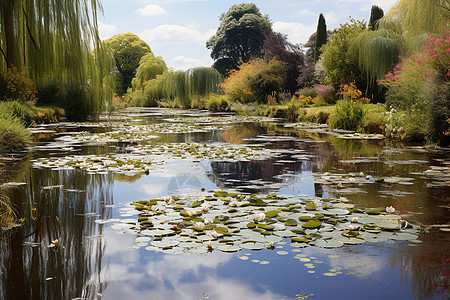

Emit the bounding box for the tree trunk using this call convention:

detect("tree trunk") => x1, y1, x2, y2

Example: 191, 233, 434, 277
4, 0, 16, 68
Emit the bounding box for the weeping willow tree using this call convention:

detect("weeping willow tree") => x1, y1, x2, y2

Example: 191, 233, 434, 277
0, 0, 115, 120
355, 0, 450, 84
187, 67, 223, 97
129, 67, 223, 108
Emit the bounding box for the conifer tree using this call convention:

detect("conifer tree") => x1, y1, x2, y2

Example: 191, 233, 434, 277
369, 5, 384, 30
314, 14, 327, 63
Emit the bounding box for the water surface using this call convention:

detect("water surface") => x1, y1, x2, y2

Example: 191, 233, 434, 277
1, 108, 448, 300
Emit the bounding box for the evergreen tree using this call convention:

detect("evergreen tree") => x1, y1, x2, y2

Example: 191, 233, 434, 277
314, 14, 327, 63
369, 5, 384, 30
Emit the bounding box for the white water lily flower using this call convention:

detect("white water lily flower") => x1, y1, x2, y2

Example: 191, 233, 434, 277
349, 178, 356, 183
351, 217, 359, 223
193, 222, 205, 231
349, 225, 359, 231
253, 212, 266, 223
386, 206, 395, 214
340, 197, 348, 203
359, 172, 364, 176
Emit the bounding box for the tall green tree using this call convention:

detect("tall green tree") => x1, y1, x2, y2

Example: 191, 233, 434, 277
206, 3, 272, 75
0, 0, 114, 120
314, 14, 327, 63
321, 19, 367, 89
104, 33, 152, 95
369, 5, 384, 30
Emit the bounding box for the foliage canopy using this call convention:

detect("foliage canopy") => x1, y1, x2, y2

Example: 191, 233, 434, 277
104, 33, 153, 95
207, 3, 272, 75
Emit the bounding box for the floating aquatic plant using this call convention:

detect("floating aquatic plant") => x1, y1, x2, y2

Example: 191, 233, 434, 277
106, 189, 422, 255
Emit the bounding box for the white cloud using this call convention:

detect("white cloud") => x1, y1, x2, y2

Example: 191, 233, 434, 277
136, 4, 166, 16
297, 9, 317, 18
272, 22, 315, 45
171, 55, 211, 70
324, 11, 340, 27
98, 21, 117, 38
141, 25, 208, 43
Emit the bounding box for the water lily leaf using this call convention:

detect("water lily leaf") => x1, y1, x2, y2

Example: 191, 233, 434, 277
313, 239, 344, 248
241, 242, 267, 250
305, 202, 317, 211
302, 220, 322, 229
214, 227, 229, 234
265, 210, 278, 218
391, 232, 418, 241
285, 219, 298, 226
217, 244, 241, 252
291, 237, 311, 243
298, 216, 313, 222
214, 191, 229, 197
257, 224, 275, 230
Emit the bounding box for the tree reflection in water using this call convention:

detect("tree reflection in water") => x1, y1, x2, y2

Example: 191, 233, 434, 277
1, 167, 113, 300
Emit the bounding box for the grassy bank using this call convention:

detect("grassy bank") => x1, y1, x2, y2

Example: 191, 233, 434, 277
0, 101, 65, 154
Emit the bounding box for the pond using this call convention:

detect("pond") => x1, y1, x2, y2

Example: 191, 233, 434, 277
1, 108, 449, 300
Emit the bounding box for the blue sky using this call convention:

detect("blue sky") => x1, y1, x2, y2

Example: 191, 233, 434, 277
98, 0, 397, 70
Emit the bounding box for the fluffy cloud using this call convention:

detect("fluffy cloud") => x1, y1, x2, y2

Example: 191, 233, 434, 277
297, 9, 317, 18
98, 21, 117, 38
171, 56, 211, 70
141, 25, 209, 43
136, 4, 166, 16
272, 22, 315, 45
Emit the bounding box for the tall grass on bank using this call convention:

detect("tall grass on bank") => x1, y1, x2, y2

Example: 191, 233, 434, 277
329, 99, 365, 131
0, 102, 32, 153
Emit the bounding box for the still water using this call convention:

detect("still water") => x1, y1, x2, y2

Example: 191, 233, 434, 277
1, 108, 448, 300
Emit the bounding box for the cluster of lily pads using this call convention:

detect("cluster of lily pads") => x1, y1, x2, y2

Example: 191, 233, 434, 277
32, 154, 155, 175
31, 142, 280, 175
104, 189, 421, 255
314, 172, 415, 187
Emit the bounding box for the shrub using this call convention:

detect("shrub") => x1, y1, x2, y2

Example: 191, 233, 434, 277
222, 58, 286, 104
314, 84, 336, 104
206, 95, 228, 112
0, 67, 37, 102
0, 100, 35, 126
361, 105, 386, 134
339, 82, 370, 103
385, 108, 427, 142
33, 106, 65, 123
329, 99, 365, 131
296, 87, 317, 98
0, 113, 31, 153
